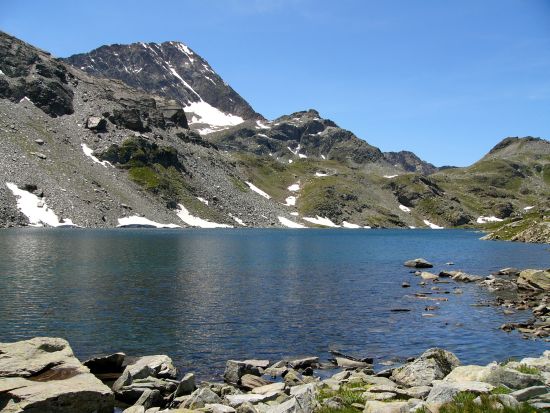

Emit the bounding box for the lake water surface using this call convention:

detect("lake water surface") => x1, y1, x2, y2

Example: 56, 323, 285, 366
0, 228, 548, 380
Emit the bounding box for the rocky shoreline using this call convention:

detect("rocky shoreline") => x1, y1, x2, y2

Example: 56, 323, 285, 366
0, 337, 548, 413
402, 258, 549, 341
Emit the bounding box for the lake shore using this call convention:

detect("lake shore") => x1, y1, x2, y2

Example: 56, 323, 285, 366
0, 337, 549, 413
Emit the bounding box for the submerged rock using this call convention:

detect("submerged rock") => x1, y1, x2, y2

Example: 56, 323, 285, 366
404, 258, 433, 268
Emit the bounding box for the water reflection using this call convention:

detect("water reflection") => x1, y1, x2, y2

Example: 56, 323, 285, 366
0, 228, 548, 379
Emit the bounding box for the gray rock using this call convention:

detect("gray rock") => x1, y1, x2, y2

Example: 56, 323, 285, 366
86, 116, 107, 131
225, 392, 279, 407
404, 259, 433, 268
236, 402, 259, 413
182, 387, 222, 409
426, 380, 494, 405
224, 360, 261, 385
113, 354, 177, 392
363, 400, 409, 412
517, 269, 550, 290
134, 388, 163, 409
83, 352, 126, 374
251, 382, 286, 394
240, 374, 272, 390
510, 385, 548, 401
174, 372, 196, 396
205, 403, 237, 413
391, 348, 460, 387
287, 356, 319, 369
444, 363, 543, 389
0, 337, 114, 413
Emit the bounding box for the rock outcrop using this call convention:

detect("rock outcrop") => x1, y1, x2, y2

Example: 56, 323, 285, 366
0, 337, 114, 412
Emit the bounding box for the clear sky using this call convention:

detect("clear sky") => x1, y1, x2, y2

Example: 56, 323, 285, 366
2, 0, 550, 166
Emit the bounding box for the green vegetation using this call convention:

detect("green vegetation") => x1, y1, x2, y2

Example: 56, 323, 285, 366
316, 382, 367, 413
415, 392, 541, 413
512, 364, 541, 375
491, 385, 512, 395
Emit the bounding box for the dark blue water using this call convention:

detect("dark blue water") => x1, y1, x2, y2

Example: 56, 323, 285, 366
0, 228, 548, 380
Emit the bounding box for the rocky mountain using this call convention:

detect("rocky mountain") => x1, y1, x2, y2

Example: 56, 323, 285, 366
0, 31, 296, 229
383, 151, 438, 175
64, 41, 260, 135
1, 31, 549, 235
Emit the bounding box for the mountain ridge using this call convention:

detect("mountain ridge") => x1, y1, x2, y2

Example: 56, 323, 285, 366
1, 31, 549, 236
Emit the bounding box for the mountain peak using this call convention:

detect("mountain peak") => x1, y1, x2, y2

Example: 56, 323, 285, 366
64, 40, 261, 135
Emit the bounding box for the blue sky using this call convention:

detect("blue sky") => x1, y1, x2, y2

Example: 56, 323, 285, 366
2, 0, 550, 166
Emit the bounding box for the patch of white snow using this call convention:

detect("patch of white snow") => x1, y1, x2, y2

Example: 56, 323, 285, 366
476, 216, 503, 224
284, 196, 297, 206
399, 205, 411, 213
383, 174, 399, 179
117, 216, 180, 228
287, 183, 300, 192
303, 216, 339, 227
423, 219, 444, 229
342, 221, 361, 229
315, 172, 329, 177
81, 144, 113, 167
176, 204, 232, 228
245, 182, 271, 199
6, 183, 77, 227
278, 216, 306, 228
197, 197, 209, 205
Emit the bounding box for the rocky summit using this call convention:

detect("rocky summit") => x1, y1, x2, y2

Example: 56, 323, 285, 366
0, 31, 549, 236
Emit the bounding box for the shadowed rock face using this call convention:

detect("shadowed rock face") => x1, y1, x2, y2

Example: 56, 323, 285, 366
0, 32, 74, 117
64, 41, 260, 120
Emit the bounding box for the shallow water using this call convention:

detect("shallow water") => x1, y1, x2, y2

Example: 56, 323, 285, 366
0, 228, 548, 380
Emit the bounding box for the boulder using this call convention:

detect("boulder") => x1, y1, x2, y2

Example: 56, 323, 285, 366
420, 272, 438, 280
174, 372, 196, 396
391, 348, 460, 387
518, 269, 550, 291
0, 337, 114, 413
224, 360, 261, 385
287, 356, 319, 370
363, 400, 409, 413
404, 259, 433, 268
516, 351, 550, 373
263, 383, 318, 413
86, 116, 107, 132
444, 363, 543, 389
240, 374, 272, 390
426, 380, 494, 405
510, 385, 548, 401
134, 388, 163, 409
205, 403, 237, 413
83, 352, 126, 375
181, 387, 221, 409
112, 355, 177, 404
236, 402, 259, 413
225, 392, 279, 407
252, 382, 286, 394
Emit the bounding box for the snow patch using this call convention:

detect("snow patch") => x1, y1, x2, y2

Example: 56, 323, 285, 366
19, 96, 33, 104
204, 76, 216, 85
6, 183, 77, 227
298, 153, 307, 159
476, 216, 503, 224
197, 197, 209, 205
321, 154, 326, 159
186, 100, 244, 130
176, 204, 232, 228
81, 144, 113, 167
523, 206, 534, 211
303, 216, 339, 227
0, 69, 4, 76
287, 145, 301, 156
423, 219, 444, 229
290, 212, 299, 216
409, 226, 416, 229
256, 120, 271, 129
117, 216, 180, 228
257, 133, 269, 138
342, 221, 361, 229
364, 225, 372, 229
168, 65, 202, 99
284, 196, 297, 206
399, 205, 411, 213
278, 216, 306, 228
287, 183, 300, 192
229, 214, 246, 226
315, 172, 328, 177
245, 182, 271, 199
383, 174, 399, 179
288, 159, 293, 164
